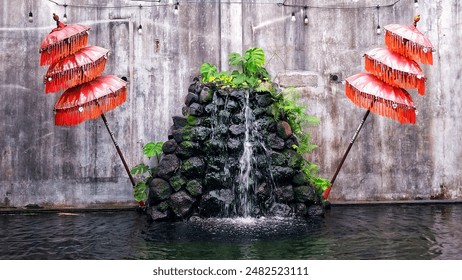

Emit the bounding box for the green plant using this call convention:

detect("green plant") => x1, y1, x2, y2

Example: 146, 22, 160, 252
272, 87, 329, 196
200, 47, 270, 88
130, 141, 164, 203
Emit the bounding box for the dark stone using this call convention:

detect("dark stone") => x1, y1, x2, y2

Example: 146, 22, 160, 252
292, 203, 308, 217
157, 201, 169, 212
268, 133, 285, 150
227, 138, 242, 151
214, 124, 229, 136
204, 172, 226, 189
270, 151, 287, 166
204, 139, 226, 155
225, 99, 238, 111
169, 191, 195, 218
176, 141, 199, 159
181, 157, 205, 178
256, 93, 274, 107
231, 112, 245, 124
285, 150, 304, 169
292, 172, 309, 186
307, 205, 324, 217
172, 127, 192, 143
256, 182, 271, 204
186, 180, 203, 196
149, 207, 169, 221
218, 110, 231, 122
169, 175, 186, 192
182, 106, 189, 116
199, 190, 233, 217
172, 116, 187, 128
230, 89, 246, 103
271, 166, 295, 181
162, 140, 177, 154
229, 124, 246, 136
199, 87, 213, 104
148, 178, 172, 204
157, 154, 180, 180
253, 106, 272, 117
255, 117, 276, 131
188, 103, 204, 116
204, 103, 216, 114
185, 92, 199, 106
293, 185, 317, 203
285, 136, 299, 149
277, 121, 293, 140
191, 127, 211, 142
274, 185, 294, 202
269, 203, 292, 217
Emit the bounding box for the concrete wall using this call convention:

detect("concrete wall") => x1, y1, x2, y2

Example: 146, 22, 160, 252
0, 0, 460, 207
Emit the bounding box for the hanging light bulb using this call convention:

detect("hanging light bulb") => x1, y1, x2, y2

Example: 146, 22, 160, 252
376, 5, 381, 35
174, 2, 179, 15
291, 12, 296, 22
28, 11, 33, 23
414, 0, 419, 8
63, 3, 68, 23
376, 25, 381, 35
304, 15, 308, 25
138, 24, 143, 35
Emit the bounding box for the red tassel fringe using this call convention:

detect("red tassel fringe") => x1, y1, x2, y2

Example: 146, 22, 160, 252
54, 87, 127, 126
345, 82, 416, 124
364, 56, 426, 95
44, 57, 107, 93
39, 32, 89, 66
385, 30, 433, 65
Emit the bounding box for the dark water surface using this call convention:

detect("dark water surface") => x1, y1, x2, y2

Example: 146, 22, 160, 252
1, 204, 461, 259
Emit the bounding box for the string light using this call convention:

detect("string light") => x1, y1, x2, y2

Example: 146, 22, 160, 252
303, 7, 308, 25
174, 2, 179, 15
291, 12, 296, 22
376, 5, 381, 35
63, 3, 68, 23
138, 4, 142, 35
414, 0, 419, 9
28, 11, 33, 23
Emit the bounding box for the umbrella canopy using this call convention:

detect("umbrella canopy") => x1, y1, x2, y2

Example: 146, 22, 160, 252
365, 47, 426, 95
384, 23, 433, 65
345, 72, 416, 124
44, 46, 109, 93
54, 75, 127, 126
39, 23, 90, 66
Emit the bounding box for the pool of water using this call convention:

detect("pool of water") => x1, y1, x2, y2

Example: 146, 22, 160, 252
1, 204, 461, 259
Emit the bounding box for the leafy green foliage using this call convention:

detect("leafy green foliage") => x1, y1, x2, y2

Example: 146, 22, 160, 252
130, 141, 164, 203
200, 47, 270, 89
272, 87, 329, 197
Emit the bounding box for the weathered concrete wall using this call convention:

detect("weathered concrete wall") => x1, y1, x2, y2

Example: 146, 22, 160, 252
0, 0, 460, 207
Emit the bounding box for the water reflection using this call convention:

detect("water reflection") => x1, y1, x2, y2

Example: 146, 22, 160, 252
1, 204, 462, 259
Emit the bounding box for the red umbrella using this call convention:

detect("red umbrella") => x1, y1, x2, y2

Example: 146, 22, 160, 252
44, 46, 109, 93
54, 75, 135, 186
54, 75, 127, 126
323, 72, 416, 200
365, 48, 426, 95
39, 15, 90, 66
384, 16, 433, 65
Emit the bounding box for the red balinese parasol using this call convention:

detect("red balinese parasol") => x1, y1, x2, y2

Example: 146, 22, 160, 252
384, 16, 434, 65
44, 46, 109, 93
54, 75, 127, 126
39, 14, 90, 66
323, 16, 433, 200
364, 47, 426, 95
40, 15, 136, 188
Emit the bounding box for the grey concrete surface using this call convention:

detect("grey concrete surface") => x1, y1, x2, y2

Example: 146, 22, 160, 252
0, 0, 460, 207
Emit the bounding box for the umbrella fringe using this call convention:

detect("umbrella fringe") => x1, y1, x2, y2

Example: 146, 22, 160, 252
345, 81, 416, 124
39, 32, 89, 66
54, 87, 127, 126
384, 30, 433, 65
45, 57, 107, 93
364, 56, 426, 95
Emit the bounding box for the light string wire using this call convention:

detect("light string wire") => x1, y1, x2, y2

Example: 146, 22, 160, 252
47, 0, 403, 9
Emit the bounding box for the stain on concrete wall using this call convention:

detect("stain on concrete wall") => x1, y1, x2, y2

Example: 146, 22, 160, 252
0, 0, 461, 207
